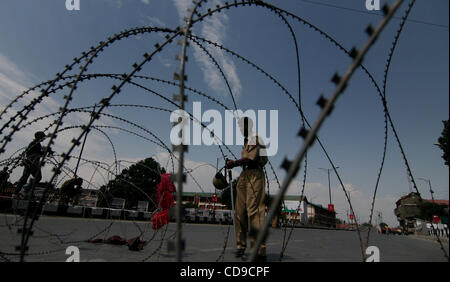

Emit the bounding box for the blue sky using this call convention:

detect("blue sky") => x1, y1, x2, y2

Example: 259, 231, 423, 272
0, 0, 448, 225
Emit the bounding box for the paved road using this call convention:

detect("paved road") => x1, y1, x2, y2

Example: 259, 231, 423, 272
0, 214, 448, 262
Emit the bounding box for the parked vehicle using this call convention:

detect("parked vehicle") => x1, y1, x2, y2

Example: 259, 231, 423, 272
389, 227, 403, 235
182, 208, 232, 225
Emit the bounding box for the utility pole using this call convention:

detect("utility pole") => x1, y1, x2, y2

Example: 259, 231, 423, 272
418, 178, 435, 202
319, 166, 339, 206
345, 209, 351, 223
214, 157, 221, 222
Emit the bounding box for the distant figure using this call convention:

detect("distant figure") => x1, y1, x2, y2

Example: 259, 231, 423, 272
13, 131, 52, 198
376, 225, 382, 234
0, 167, 10, 192
59, 177, 83, 205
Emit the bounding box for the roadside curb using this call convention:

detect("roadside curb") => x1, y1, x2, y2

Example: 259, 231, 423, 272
411, 235, 449, 245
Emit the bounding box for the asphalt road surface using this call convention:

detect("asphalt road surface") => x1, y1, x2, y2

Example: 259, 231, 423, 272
0, 214, 448, 262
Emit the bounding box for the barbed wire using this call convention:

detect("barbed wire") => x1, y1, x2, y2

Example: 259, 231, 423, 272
248, 0, 405, 262
0, 0, 446, 262
365, 0, 415, 249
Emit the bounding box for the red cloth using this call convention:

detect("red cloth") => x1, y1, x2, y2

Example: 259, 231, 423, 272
152, 173, 176, 230
88, 236, 127, 245
106, 235, 127, 245
156, 173, 176, 210
127, 237, 145, 251
152, 209, 170, 230
88, 238, 104, 244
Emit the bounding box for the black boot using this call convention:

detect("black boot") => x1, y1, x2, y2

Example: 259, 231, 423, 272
234, 249, 245, 258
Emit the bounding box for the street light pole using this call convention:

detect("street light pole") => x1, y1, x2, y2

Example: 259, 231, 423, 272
418, 178, 435, 202
327, 170, 331, 205
214, 157, 221, 222
319, 167, 339, 205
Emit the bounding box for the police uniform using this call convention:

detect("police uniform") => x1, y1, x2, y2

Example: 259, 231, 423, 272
14, 139, 44, 195
235, 134, 267, 256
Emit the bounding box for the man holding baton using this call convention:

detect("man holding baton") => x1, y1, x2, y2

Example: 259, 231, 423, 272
226, 117, 268, 262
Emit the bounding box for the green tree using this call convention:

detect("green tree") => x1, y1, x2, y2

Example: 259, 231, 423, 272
437, 120, 448, 166
97, 157, 162, 210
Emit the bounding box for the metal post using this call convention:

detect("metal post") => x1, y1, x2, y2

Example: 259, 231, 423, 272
427, 180, 435, 202
214, 158, 220, 222
327, 169, 331, 205
228, 169, 237, 242
319, 167, 338, 206
216, 158, 220, 172
419, 178, 435, 202
173, 0, 203, 262
213, 190, 216, 222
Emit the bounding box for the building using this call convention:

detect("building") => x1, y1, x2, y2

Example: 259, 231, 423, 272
283, 197, 307, 223
180, 192, 227, 210
395, 192, 450, 232
423, 199, 449, 224
78, 189, 99, 207
307, 202, 337, 227
394, 192, 423, 232
281, 195, 336, 227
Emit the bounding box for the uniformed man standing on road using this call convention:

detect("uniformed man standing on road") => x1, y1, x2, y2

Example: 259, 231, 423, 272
226, 117, 268, 262
13, 131, 52, 198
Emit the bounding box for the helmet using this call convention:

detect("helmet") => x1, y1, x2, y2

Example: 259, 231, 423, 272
212, 170, 229, 190
35, 131, 45, 140
74, 177, 83, 186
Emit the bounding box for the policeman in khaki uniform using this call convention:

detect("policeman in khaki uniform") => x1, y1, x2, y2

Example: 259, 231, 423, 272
226, 117, 268, 262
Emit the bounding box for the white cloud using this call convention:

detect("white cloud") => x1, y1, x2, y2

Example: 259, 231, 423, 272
141, 0, 150, 5
156, 54, 173, 68
173, 0, 191, 21
146, 15, 166, 27
0, 53, 27, 82
173, 0, 242, 98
